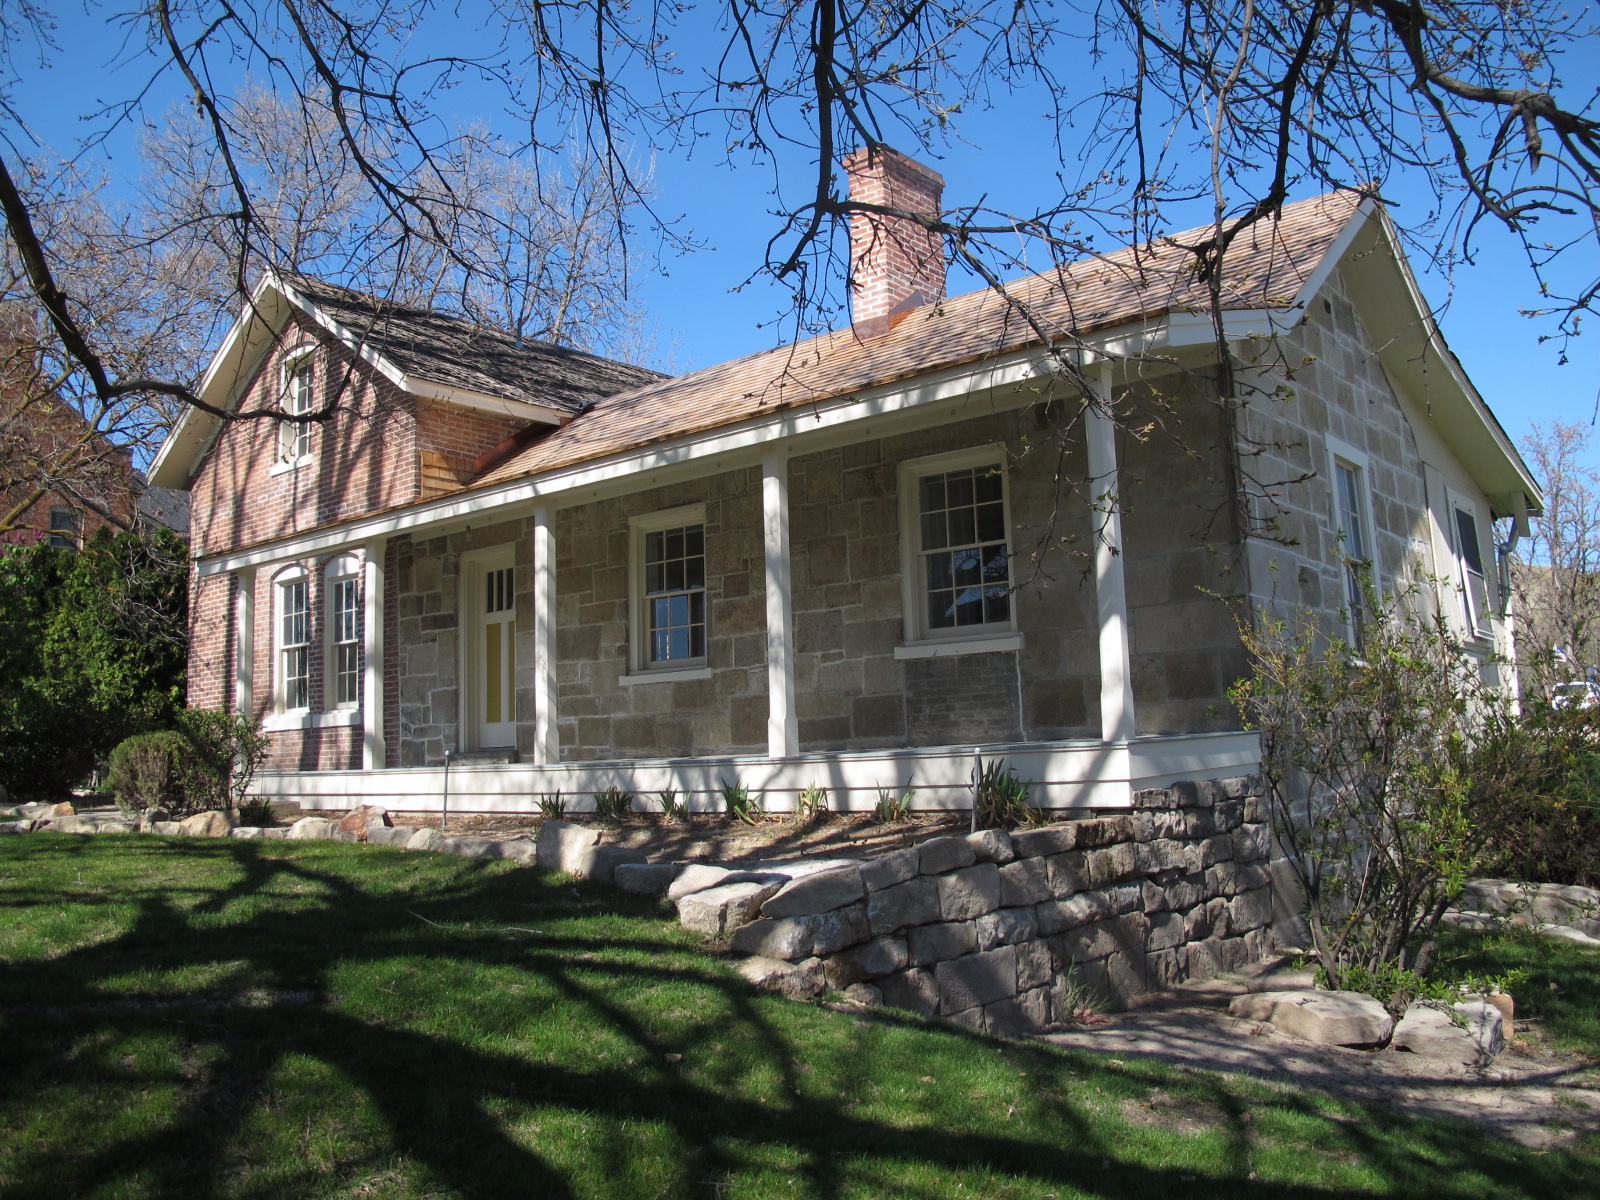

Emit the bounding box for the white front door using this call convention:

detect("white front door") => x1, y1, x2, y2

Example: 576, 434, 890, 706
467, 549, 517, 748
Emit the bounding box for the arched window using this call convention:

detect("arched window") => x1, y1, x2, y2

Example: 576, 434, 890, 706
274, 565, 311, 712
324, 554, 362, 708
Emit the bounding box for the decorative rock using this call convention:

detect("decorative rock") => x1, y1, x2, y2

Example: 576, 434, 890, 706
338, 805, 389, 841
736, 955, 826, 999
48, 815, 100, 835
285, 817, 339, 840
1230, 886, 1273, 932
586, 845, 649, 885
866, 877, 941, 936
1010, 825, 1078, 858
496, 839, 537, 862
449, 838, 504, 859
1392, 1001, 1504, 1065
810, 904, 871, 955
1084, 843, 1138, 888
841, 982, 884, 1007
151, 821, 184, 836
824, 936, 909, 988
21, 801, 75, 820
964, 829, 1015, 864
907, 920, 978, 967
935, 945, 1018, 1013
934, 863, 1001, 921
366, 825, 416, 847
1229, 989, 1395, 1047
179, 810, 235, 838
762, 866, 864, 918
976, 907, 1038, 951
1044, 851, 1090, 895
229, 827, 270, 839
731, 917, 813, 961
536, 820, 602, 875
1072, 815, 1135, 848
666, 864, 734, 902
678, 880, 785, 936
997, 857, 1053, 907
878, 967, 940, 1017
917, 836, 977, 875
0, 820, 33, 834
405, 827, 453, 852
860, 848, 921, 891
1034, 890, 1108, 935
615, 862, 682, 896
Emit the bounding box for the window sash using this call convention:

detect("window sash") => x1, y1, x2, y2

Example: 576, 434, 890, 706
1454, 506, 1492, 635
643, 523, 706, 663
328, 575, 360, 707
1333, 461, 1369, 648
917, 465, 1010, 631
280, 578, 309, 710
279, 362, 314, 462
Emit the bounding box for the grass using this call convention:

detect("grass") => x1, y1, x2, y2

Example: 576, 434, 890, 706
0, 837, 1595, 1200
1437, 926, 1600, 1060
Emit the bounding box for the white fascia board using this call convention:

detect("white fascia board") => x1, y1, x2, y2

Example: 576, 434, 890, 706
192, 309, 1288, 577
1288, 196, 1377, 313
149, 277, 290, 488
275, 278, 411, 391
402, 378, 564, 424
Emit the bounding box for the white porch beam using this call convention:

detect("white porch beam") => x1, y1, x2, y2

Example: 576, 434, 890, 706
531, 503, 559, 764
362, 538, 387, 770
1087, 363, 1137, 745
762, 449, 799, 757
233, 567, 256, 717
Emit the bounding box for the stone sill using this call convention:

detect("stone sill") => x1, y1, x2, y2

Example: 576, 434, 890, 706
894, 633, 1022, 660
268, 453, 316, 478
264, 708, 363, 732
619, 665, 713, 686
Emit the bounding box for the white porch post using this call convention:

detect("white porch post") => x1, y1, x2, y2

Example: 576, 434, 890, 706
233, 567, 255, 717
1087, 362, 1137, 744
362, 538, 387, 770
532, 503, 560, 764
763, 449, 799, 757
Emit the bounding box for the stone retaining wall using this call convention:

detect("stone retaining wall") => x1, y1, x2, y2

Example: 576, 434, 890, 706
727, 774, 1273, 1033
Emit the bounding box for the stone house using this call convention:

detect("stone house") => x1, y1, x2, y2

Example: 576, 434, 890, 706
151, 147, 1541, 817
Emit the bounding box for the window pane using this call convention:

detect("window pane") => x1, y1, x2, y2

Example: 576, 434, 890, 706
686, 527, 704, 558
664, 529, 684, 561
1455, 508, 1485, 575
947, 470, 974, 508
920, 476, 945, 513
974, 469, 1003, 504
976, 501, 1006, 543
949, 506, 976, 547
921, 511, 948, 551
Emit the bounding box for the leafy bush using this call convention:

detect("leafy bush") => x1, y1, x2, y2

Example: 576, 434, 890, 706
105, 711, 267, 819
0, 530, 187, 798
592, 785, 634, 821
794, 783, 828, 824
872, 786, 911, 824
106, 731, 187, 815
974, 759, 1039, 829
1468, 701, 1600, 888
538, 791, 567, 819
236, 797, 277, 828
1230, 590, 1507, 1011
720, 778, 762, 825
656, 788, 689, 822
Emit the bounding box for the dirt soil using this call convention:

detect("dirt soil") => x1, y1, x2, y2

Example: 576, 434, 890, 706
381, 810, 974, 863
1042, 988, 1600, 1151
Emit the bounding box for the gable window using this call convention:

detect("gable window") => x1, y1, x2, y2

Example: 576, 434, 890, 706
1450, 497, 1494, 638
47, 507, 80, 550
898, 447, 1013, 645
325, 555, 362, 708
278, 352, 315, 465
276, 567, 311, 712
1326, 438, 1378, 650
628, 505, 709, 676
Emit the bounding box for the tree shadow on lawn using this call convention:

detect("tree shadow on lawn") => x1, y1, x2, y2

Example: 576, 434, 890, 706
0, 835, 1593, 1199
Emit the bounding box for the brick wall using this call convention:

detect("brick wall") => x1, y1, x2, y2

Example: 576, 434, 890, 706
844, 145, 946, 326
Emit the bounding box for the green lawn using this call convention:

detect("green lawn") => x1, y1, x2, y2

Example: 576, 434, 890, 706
0, 836, 1594, 1199
1437, 927, 1600, 1061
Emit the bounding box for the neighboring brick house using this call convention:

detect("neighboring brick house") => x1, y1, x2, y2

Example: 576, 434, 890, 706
151, 146, 1541, 812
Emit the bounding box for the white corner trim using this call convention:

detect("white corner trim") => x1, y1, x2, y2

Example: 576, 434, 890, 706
618, 665, 713, 686
894, 633, 1023, 660
264, 708, 363, 732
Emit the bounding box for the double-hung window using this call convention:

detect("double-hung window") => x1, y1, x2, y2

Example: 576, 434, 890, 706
276, 567, 311, 711
278, 351, 315, 465
899, 447, 1014, 645
47, 507, 79, 550
325, 555, 362, 708
630, 505, 708, 674
1326, 437, 1377, 650
1449, 495, 1494, 638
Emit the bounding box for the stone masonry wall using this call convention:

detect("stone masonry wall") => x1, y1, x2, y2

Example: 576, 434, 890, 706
731, 774, 1273, 1033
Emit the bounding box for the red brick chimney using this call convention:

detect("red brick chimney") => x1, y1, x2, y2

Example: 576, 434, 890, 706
844, 145, 945, 338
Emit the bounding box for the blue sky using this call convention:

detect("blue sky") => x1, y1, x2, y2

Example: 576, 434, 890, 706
11, 4, 1599, 470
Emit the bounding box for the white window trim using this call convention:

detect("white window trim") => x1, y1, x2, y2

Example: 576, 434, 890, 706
275, 345, 317, 471
324, 553, 363, 710
263, 708, 362, 732
627, 502, 710, 676
1445, 485, 1495, 641
1325, 435, 1379, 647
897, 444, 1017, 652
273, 564, 311, 715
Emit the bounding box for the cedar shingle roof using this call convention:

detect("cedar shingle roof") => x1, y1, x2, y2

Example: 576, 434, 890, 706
283, 274, 664, 415
473, 191, 1360, 488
